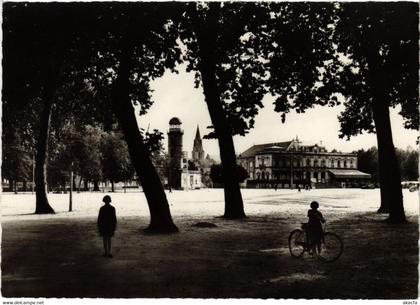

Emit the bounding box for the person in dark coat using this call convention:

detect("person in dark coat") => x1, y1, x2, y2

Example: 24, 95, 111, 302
98, 195, 117, 258
307, 201, 325, 254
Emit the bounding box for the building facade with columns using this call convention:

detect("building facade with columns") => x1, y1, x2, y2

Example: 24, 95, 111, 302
237, 138, 371, 188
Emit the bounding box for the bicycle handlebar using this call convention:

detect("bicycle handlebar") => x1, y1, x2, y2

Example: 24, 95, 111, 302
301, 222, 327, 232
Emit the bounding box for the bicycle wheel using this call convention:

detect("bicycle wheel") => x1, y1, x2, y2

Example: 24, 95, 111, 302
288, 229, 305, 258
316, 232, 343, 262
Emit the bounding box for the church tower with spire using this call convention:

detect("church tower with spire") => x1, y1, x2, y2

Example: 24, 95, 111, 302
192, 125, 205, 161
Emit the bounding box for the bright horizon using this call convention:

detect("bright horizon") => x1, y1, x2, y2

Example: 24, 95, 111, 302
136, 65, 418, 160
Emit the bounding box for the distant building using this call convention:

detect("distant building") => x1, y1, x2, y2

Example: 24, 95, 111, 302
181, 169, 202, 190
168, 118, 210, 190
192, 126, 205, 161
180, 151, 202, 190
237, 137, 371, 188
167, 117, 183, 189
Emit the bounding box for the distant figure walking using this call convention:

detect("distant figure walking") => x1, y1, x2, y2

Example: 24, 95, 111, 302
307, 201, 325, 254
98, 195, 117, 258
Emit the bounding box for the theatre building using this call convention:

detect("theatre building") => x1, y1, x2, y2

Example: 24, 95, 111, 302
237, 138, 371, 189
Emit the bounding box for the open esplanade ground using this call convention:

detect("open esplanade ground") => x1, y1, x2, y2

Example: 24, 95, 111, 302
1, 188, 418, 298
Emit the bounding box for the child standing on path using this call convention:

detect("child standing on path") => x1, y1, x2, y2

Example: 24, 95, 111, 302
98, 195, 117, 258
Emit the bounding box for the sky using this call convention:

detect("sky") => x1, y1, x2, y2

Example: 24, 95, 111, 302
136, 64, 418, 160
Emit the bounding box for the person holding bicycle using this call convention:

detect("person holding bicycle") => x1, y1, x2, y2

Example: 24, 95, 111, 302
289, 202, 343, 261
307, 201, 325, 254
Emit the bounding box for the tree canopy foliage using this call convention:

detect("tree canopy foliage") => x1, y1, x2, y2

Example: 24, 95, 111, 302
210, 164, 248, 184
332, 2, 419, 138
179, 2, 269, 138
261, 2, 337, 121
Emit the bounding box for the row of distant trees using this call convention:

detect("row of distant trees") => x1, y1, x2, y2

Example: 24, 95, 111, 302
3, 122, 179, 193
3, 2, 418, 231
2, 125, 133, 193
357, 147, 419, 184
48, 125, 134, 193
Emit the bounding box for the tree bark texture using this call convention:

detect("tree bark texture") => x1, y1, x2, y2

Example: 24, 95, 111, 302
34, 64, 60, 214
111, 46, 178, 233
77, 177, 82, 193
195, 3, 246, 219
93, 180, 100, 191
371, 98, 406, 222
367, 47, 406, 222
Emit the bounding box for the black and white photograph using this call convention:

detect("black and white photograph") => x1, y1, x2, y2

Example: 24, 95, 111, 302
1, 1, 419, 303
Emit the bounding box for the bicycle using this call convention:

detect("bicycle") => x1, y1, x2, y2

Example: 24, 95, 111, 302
288, 223, 343, 262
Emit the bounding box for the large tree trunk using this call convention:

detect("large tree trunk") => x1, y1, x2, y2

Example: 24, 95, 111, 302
111, 45, 178, 233
372, 98, 406, 222
8, 179, 13, 192
77, 177, 82, 193
93, 180, 100, 191
83, 179, 89, 191
72, 175, 76, 191
13, 180, 18, 194
367, 47, 406, 223
111, 180, 115, 193
34, 53, 64, 214
35, 99, 55, 213
34, 81, 57, 214
195, 3, 246, 219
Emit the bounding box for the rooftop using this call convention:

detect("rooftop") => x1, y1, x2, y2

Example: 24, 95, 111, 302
169, 117, 182, 125
238, 139, 356, 158
328, 169, 371, 179
239, 141, 293, 158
